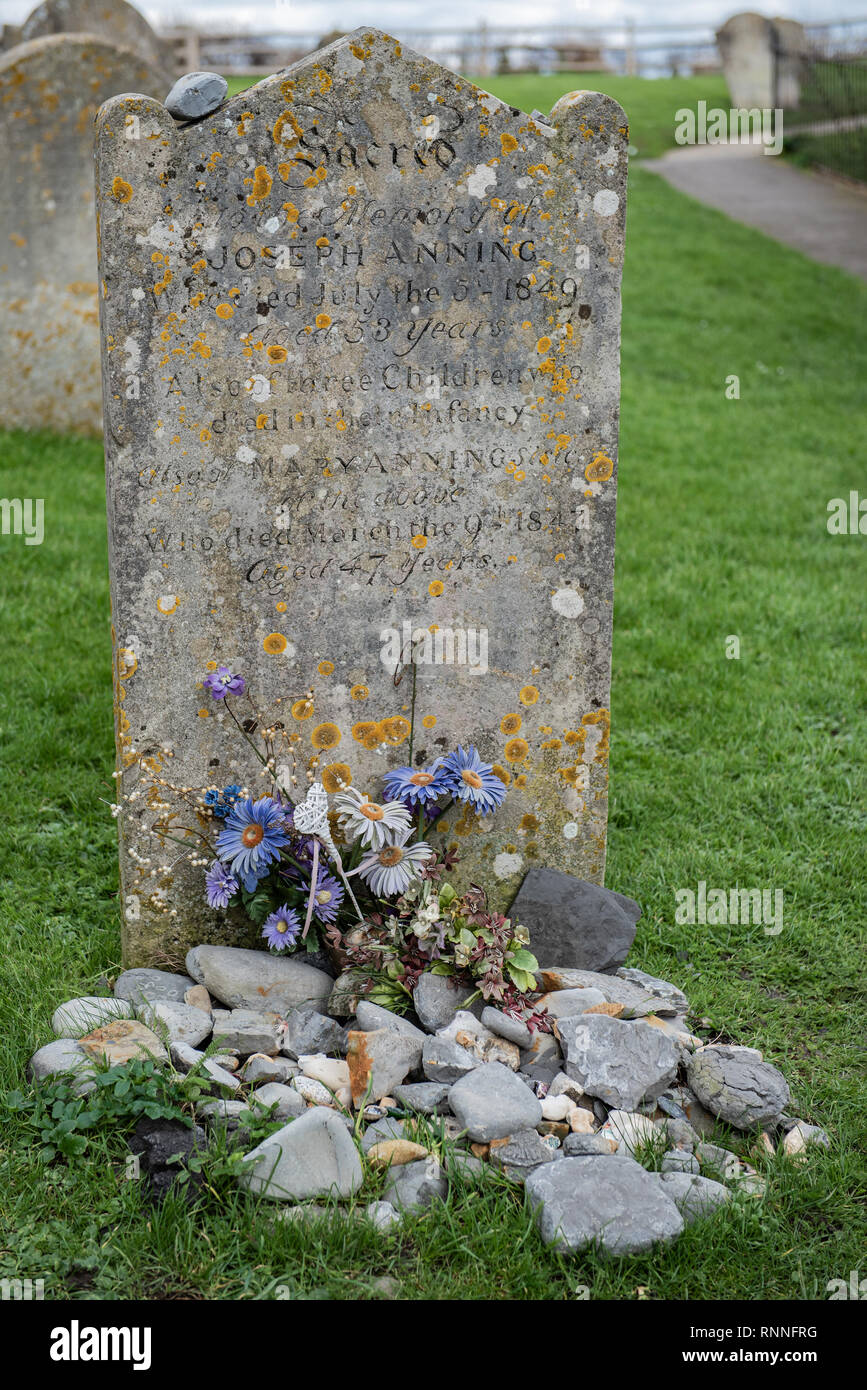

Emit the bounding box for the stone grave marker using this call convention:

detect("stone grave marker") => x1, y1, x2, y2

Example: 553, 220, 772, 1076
95, 29, 627, 966
15, 0, 171, 75
0, 35, 166, 434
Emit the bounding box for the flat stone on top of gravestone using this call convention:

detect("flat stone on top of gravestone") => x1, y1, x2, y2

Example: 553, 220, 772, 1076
0, 35, 166, 435
94, 29, 628, 966
19, 0, 172, 76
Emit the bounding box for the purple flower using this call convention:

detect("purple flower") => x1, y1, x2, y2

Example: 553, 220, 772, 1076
262, 905, 301, 951
216, 795, 291, 892
203, 666, 246, 700
382, 761, 449, 808
438, 745, 506, 813
310, 867, 344, 924
205, 860, 238, 909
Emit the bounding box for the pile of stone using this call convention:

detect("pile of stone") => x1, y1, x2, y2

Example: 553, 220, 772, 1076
28, 881, 830, 1256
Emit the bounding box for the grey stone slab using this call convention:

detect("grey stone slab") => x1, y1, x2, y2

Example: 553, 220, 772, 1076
186, 946, 332, 1014
346, 1028, 423, 1102
421, 1034, 478, 1084
354, 1000, 427, 1042
488, 1128, 554, 1182
536, 967, 676, 1017
115, 968, 195, 1007
557, 1014, 680, 1111
657, 1171, 732, 1224
382, 1157, 447, 1212
525, 1155, 684, 1255
211, 1008, 284, 1056
391, 1081, 451, 1115
239, 1107, 363, 1200
413, 976, 480, 1034
136, 998, 213, 1047
94, 30, 627, 964
281, 1005, 345, 1058
250, 1081, 307, 1119
508, 870, 638, 974
448, 1061, 542, 1141
688, 1046, 790, 1129
51, 996, 133, 1037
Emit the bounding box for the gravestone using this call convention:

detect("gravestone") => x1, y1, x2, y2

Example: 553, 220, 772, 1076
15, 0, 171, 75
95, 28, 627, 966
0, 35, 166, 435
716, 13, 808, 111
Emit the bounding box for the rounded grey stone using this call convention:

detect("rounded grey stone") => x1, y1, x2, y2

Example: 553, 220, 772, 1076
421, 1034, 478, 1085
661, 1149, 700, 1174
687, 1046, 790, 1129
509, 870, 639, 975
448, 1061, 542, 1142
136, 998, 212, 1047
115, 968, 195, 1007
26, 1038, 96, 1094
382, 1158, 447, 1212
412, 974, 480, 1033
52, 996, 133, 1037
658, 1171, 732, 1223
185, 946, 331, 1014
164, 71, 228, 121
250, 1082, 307, 1120
525, 1155, 684, 1255
392, 1081, 451, 1115
281, 1005, 344, 1059
481, 1006, 533, 1049
355, 1000, 426, 1042
239, 1107, 363, 1201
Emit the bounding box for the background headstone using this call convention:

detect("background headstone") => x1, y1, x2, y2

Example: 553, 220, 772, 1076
95, 28, 627, 966
15, 0, 171, 75
0, 35, 166, 435
716, 12, 809, 111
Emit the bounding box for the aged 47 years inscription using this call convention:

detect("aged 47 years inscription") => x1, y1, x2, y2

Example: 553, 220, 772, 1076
96, 29, 628, 965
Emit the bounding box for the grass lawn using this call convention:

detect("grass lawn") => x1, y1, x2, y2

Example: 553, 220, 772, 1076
0, 74, 865, 1301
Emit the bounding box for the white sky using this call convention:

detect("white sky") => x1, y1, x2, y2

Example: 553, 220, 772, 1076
1, 0, 863, 33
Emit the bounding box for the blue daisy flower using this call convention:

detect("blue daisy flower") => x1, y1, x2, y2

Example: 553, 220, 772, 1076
310, 867, 344, 925
262, 905, 301, 951
382, 761, 449, 808
204, 860, 238, 909
216, 795, 290, 892
438, 745, 506, 813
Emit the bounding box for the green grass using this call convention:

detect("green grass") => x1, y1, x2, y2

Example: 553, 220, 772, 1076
0, 75, 865, 1299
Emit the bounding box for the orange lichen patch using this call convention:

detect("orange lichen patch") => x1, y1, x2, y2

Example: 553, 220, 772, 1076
317, 660, 334, 676
352, 720, 379, 744
514, 774, 528, 788
266, 345, 288, 364
199, 428, 211, 442
276, 602, 287, 613
500, 713, 522, 735
321, 762, 352, 794
422, 715, 437, 729
156, 595, 179, 615
541, 738, 562, 750
491, 764, 510, 786
197, 708, 210, 718
255, 414, 270, 429
500, 132, 519, 154
536, 336, 552, 354
350, 684, 369, 701
411, 534, 428, 550
236, 111, 255, 136
263, 632, 287, 654
292, 699, 315, 721
563, 729, 582, 746
518, 685, 539, 706
315, 313, 331, 329
215, 303, 234, 319
312, 722, 341, 750
378, 716, 411, 746
586, 451, 614, 482
190, 335, 210, 355
111, 176, 133, 203
315, 236, 329, 248
428, 580, 444, 597
585, 1001, 625, 1018
282, 201, 299, 224
454, 802, 482, 837
303, 165, 327, 188
504, 738, 530, 763
273, 110, 303, 146
557, 763, 581, 786
582, 708, 611, 760
520, 813, 540, 832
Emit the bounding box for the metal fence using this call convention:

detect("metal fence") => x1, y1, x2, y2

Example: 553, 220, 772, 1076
783, 26, 867, 182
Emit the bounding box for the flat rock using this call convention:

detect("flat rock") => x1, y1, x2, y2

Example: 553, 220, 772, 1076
136, 999, 212, 1047
211, 1008, 284, 1056
185, 946, 331, 1014
281, 1005, 344, 1059
537, 967, 675, 1017
657, 1171, 731, 1223
558, 1014, 680, 1111
239, 1107, 363, 1201
481, 1006, 533, 1049
250, 1082, 306, 1120
488, 1128, 554, 1182
508, 870, 639, 975
617, 967, 689, 1014
164, 70, 227, 122
241, 1053, 298, 1084
454, 1028, 520, 1070
346, 1029, 423, 1104
367, 1139, 430, 1167
382, 1157, 447, 1212
526, 1155, 684, 1255
115, 968, 194, 1007
79, 1019, 168, 1066
449, 1062, 542, 1142
412, 974, 481, 1033
51, 996, 133, 1037
688, 1045, 790, 1129
365, 1199, 401, 1231
661, 1149, 701, 1174
538, 988, 607, 1018
392, 1082, 451, 1115
355, 1001, 426, 1042
26, 1038, 96, 1094
598, 1109, 658, 1156
562, 1132, 618, 1155
421, 1034, 478, 1084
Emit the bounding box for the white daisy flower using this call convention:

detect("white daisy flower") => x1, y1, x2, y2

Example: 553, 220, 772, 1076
356, 828, 433, 897
333, 784, 411, 849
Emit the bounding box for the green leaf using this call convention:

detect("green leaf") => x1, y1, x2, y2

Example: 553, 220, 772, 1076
508, 948, 539, 974
438, 882, 457, 908
58, 1132, 88, 1158
429, 962, 454, 976
113, 1078, 130, 1098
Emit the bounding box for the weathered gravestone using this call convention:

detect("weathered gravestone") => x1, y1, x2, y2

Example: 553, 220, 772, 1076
0, 35, 166, 434
716, 13, 809, 111
95, 29, 627, 966
15, 0, 171, 76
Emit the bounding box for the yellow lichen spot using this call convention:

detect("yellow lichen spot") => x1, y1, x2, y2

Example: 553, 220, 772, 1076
315, 236, 329, 248
199, 428, 211, 442
156, 595, 179, 616
428, 580, 444, 597
352, 720, 379, 744
501, 713, 522, 735
263, 632, 287, 655
536, 336, 552, 354
422, 715, 437, 729
350, 684, 369, 701
586, 451, 614, 482
197, 708, 210, 718
312, 722, 341, 750
321, 762, 351, 794
378, 716, 411, 746
267, 345, 288, 364
215, 303, 234, 319
541, 738, 562, 750
411, 534, 428, 550
111, 176, 132, 204
318, 660, 334, 676
491, 764, 511, 786
500, 133, 519, 154
521, 813, 540, 832
504, 738, 530, 763
255, 414, 270, 429
276, 602, 287, 613
554, 552, 565, 562
315, 313, 331, 329
292, 699, 314, 721
518, 685, 540, 706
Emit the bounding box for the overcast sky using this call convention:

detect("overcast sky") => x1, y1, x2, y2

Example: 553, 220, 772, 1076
1, 0, 861, 36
